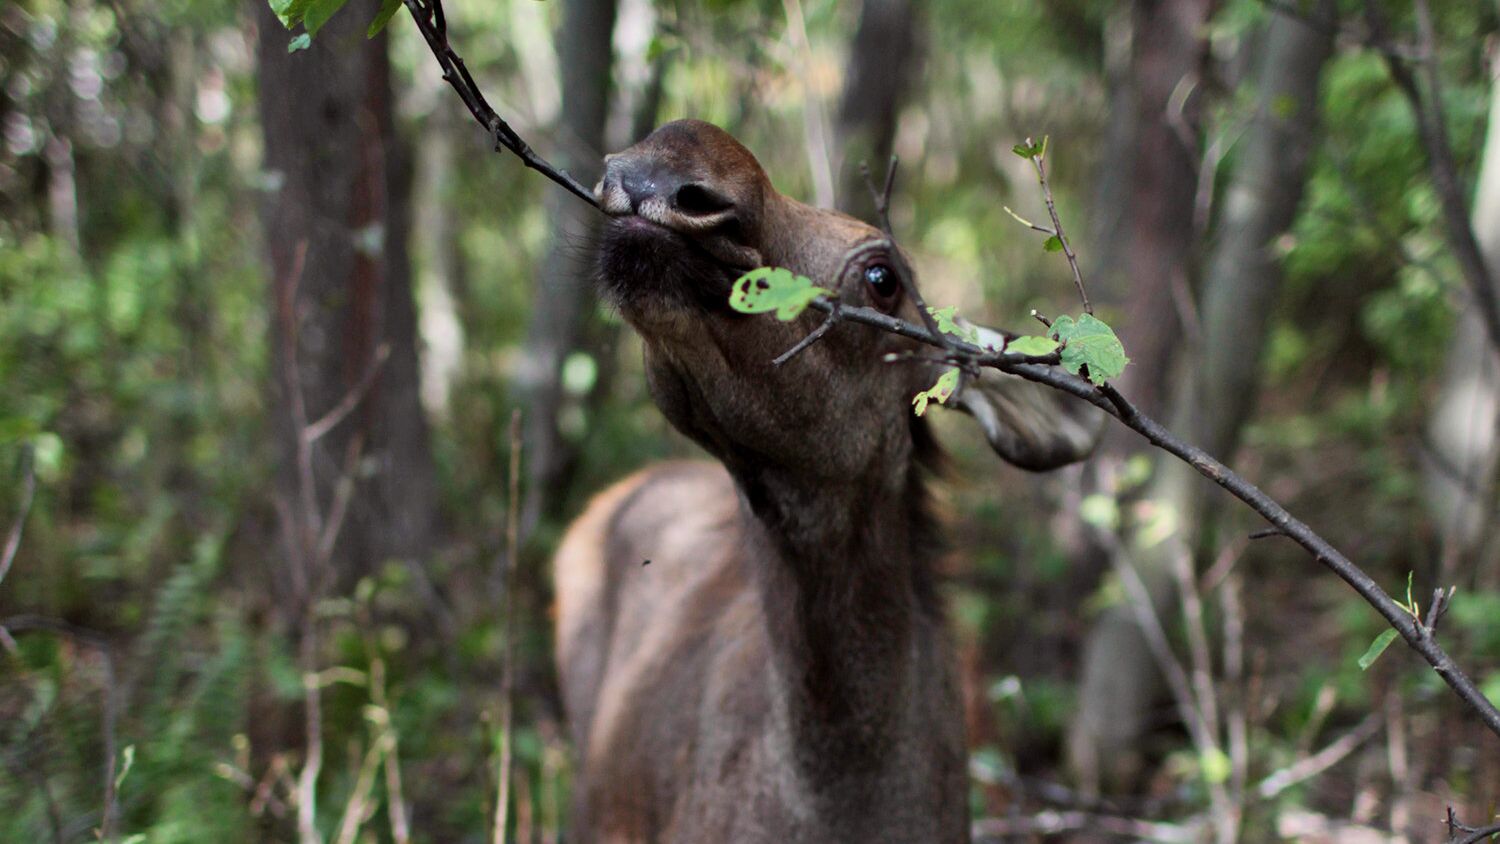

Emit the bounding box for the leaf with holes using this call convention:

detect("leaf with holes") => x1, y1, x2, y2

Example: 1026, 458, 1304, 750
1050, 313, 1129, 385
912, 368, 960, 417
1358, 629, 1399, 671
926, 306, 979, 344
730, 267, 826, 321
1006, 335, 1058, 356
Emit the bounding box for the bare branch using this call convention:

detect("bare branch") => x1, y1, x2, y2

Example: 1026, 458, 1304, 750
304, 345, 391, 444
1254, 712, 1382, 800
773, 302, 842, 366
400, 0, 598, 208
1025, 137, 1092, 314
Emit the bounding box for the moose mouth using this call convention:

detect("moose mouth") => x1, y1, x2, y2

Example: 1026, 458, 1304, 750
596, 211, 754, 315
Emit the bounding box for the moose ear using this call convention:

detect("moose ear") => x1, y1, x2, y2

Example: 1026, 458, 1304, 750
948, 320, 1105, 471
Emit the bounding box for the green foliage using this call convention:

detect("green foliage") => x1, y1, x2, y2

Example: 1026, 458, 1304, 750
1006, 335, 1058, 356
927, 305, 980, 343
1357, 629, 1399, 671
1011, 139, 1046, 159
369, 0, 405, 36
729, 267, 827, 319
1358, 573, 1421, 670
1049, 313, 1128, 384
912, 367, 960, 416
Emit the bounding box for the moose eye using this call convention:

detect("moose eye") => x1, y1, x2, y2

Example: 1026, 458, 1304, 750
864, 263, 901, 309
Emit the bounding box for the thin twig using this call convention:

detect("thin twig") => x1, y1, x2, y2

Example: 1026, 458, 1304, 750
304, 345, 391, 443
773, 302, 841, 366
1025, 137, 1093, 314
1448, 807, 1500, 844
400, 0, 597, 208
1254, 711, 1382, 800
1424, 585, 1455, 637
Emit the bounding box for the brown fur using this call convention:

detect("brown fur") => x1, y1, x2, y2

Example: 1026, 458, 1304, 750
555, 120, 1096, 842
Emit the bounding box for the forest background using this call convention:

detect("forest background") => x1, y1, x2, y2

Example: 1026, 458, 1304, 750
2, 0, 1500, 840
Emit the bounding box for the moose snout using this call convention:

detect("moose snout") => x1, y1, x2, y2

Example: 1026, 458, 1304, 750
597, 155, 736, 227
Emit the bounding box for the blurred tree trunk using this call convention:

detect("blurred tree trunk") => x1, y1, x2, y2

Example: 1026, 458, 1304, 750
1068, 6, 1334, 792
1421, 43, 1500, 582
833, 0, 920, 222
413, 101, 468, 419
517, 0, 619, 539
256, 1, 438, 601
1094, 0, 1212, 422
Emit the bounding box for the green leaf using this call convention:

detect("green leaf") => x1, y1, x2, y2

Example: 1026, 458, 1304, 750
269, 0, 310, 27
1012, 140, 1044, 159
1358, 629, 1399, 670
1006, 335, 1059, 356
912, 368, 960, 417
302, 0, 350, 37
1050, 313, 1129, 385
1043, 235, 1064, 253
729, 267, 826, 320
926, 306, 979, 343
368, 0, 403, 36
270, 0, 315, 28
287, 33, 312, 52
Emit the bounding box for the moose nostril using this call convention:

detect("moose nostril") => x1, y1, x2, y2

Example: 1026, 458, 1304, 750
673, 183, 734, 216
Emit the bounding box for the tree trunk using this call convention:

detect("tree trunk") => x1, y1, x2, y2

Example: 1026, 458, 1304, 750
1068, 5, 1334, 792
256, 0, 438, 601
518, 0, 619, 539
1421, 41, 1500, 581
833, 0, 920, 223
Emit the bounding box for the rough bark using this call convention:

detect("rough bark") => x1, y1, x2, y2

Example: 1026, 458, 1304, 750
256, 0, 438, 599
517, 0, 619, 539
1068, 6, 1334, 792
833, 0, 921, 223
1421, 43, 1500, 579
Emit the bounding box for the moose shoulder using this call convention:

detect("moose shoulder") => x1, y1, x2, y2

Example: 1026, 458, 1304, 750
553, 119, 1102, 843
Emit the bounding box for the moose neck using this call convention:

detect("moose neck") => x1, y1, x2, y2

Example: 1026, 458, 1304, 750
727, 434, 943, 783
